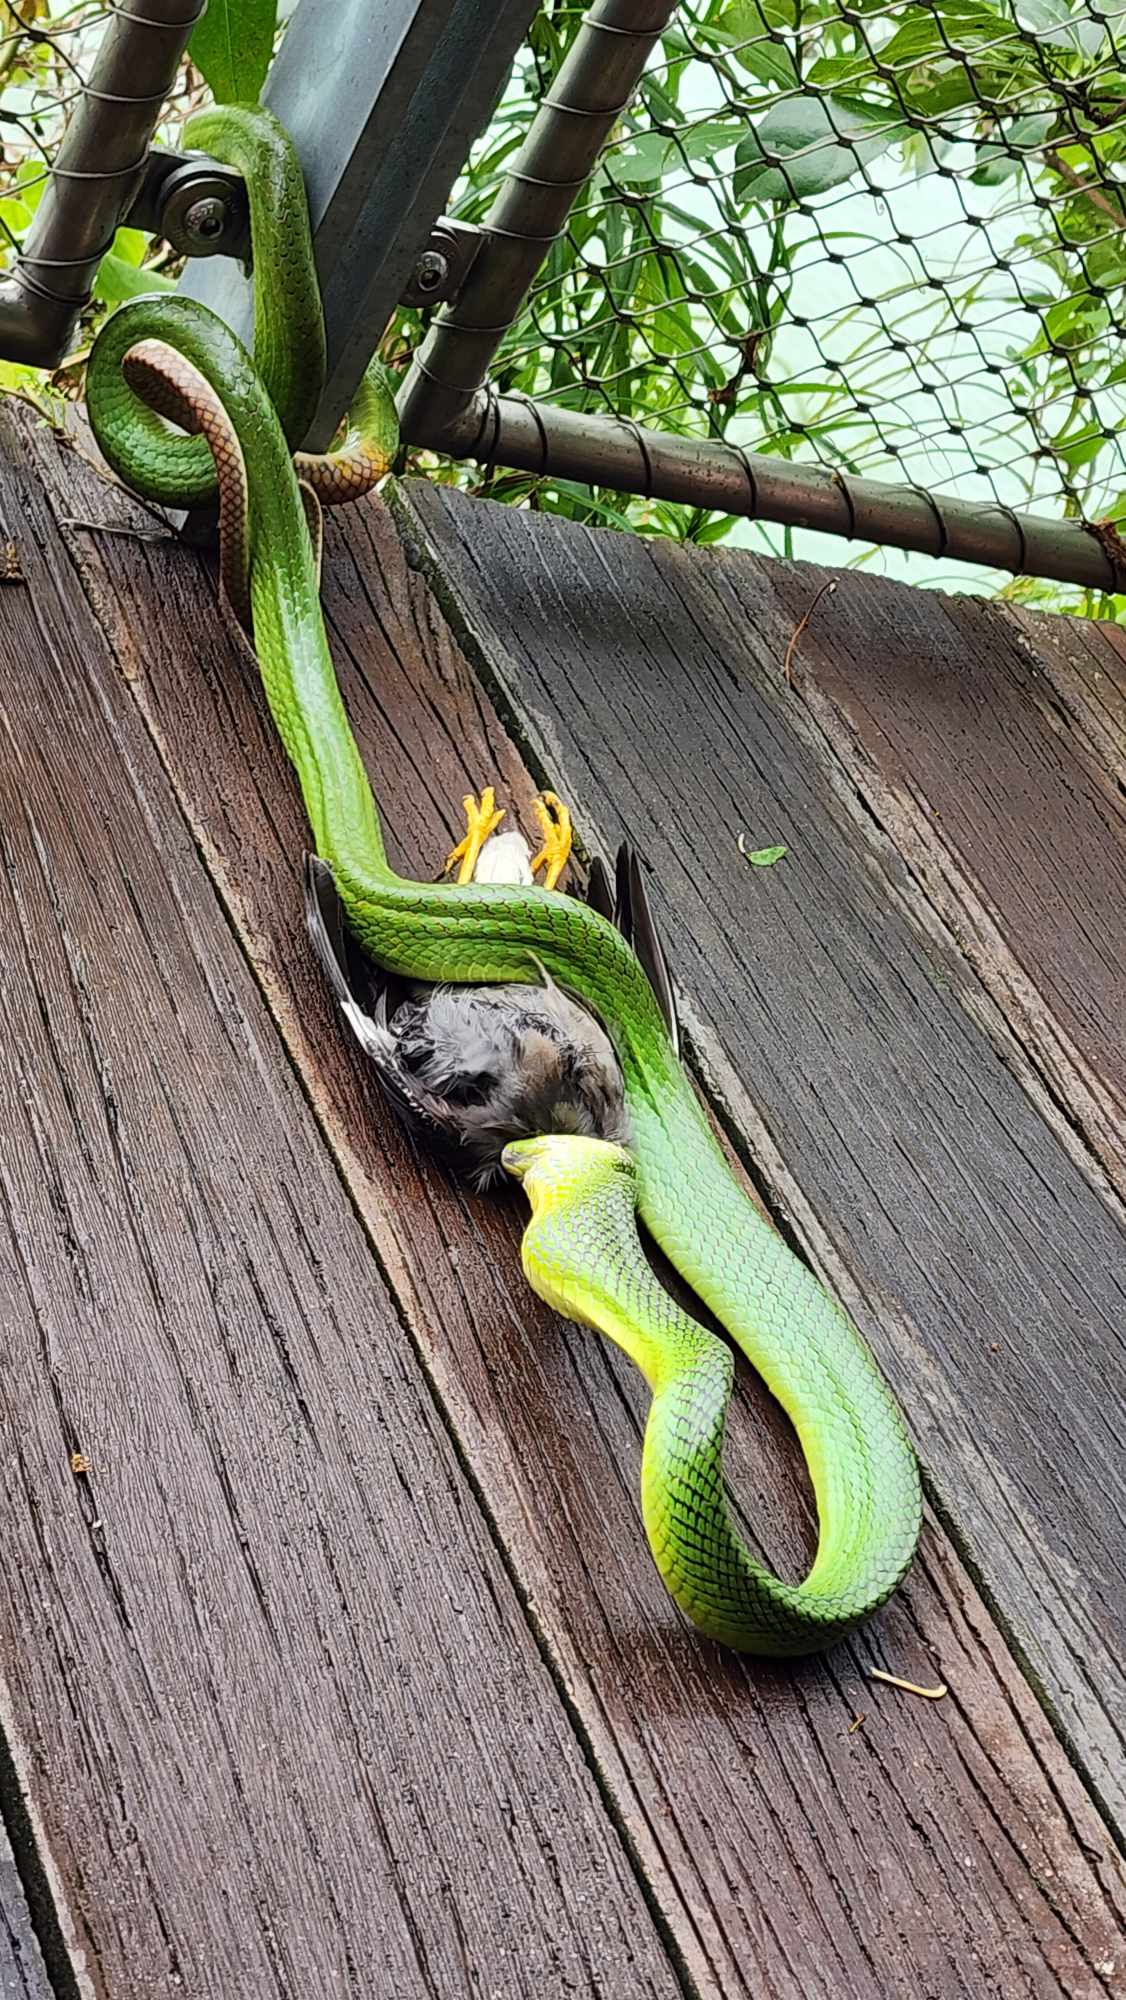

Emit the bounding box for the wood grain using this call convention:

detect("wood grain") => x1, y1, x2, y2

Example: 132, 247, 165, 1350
745, 571, 1126, 1198
25, 412, 1126, 1998
1008, 601, 1126, 792
399, 480, 1126, 1841
0, 413, 683, 2000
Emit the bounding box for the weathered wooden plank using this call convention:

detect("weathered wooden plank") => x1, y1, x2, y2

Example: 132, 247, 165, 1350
741, 572, 1126, 1198
398, 480, 1126, 1839
0, 1833, 51, 2000
1008, 602, 1126, 791
32, 416, 1126, 1998
0, 414, 684, 2000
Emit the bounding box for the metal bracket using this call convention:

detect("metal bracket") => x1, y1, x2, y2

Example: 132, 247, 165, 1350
128, 145, 481, 304
126, 149, 250, 261
398, 219, 483, 308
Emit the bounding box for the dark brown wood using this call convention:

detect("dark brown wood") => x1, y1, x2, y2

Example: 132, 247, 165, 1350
738, 573, 1126, 1199
1011, 602, 1126, 792
398, 480, 1126, 1841
0, 413, 684, 2000
23, 412, 1126, 1998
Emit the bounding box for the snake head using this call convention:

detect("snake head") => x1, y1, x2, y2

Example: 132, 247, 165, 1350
501, 1133, 637, 1204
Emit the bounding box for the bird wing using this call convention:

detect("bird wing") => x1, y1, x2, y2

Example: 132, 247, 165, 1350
587, 843, 679, 1057
585, 854, 617, 926
304, 852, 470, 1158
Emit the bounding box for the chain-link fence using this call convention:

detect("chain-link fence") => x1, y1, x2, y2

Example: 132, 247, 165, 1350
4, 1, 1126, 605
401, 0, 1126, 606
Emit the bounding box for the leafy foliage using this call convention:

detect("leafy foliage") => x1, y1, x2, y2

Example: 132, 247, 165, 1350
408, 0, 1126, 614
4, 0, 1126, 614
189, 0, 278, 105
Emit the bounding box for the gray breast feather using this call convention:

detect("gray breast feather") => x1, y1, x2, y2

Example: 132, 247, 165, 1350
389, 982, 630, 1186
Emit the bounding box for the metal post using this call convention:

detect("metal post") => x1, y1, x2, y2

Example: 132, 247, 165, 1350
421, 391, 1119, 592
0, 0, 205, 368
181, 0, 543, 450
397, 0, 679, 448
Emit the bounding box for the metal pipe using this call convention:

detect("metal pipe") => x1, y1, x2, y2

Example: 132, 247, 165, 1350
396, 0, 679, 445
404, 390, 1118, 592
182, 0, 544, 450
0, 0, 204, 368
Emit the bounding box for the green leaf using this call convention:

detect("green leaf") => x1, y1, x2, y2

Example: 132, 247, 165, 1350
0, 358, 42, 394
607, 131, 671, 183
714, 0, 768, 34
733, 95, 902, 204
0, 360, 62, 423
710, 5, 800, 94
896, 66, 983, 119
535, 480, 642, 531
189, 0, 278, 104
1042, 292, 1110, 348
1055, 424, 1107, 473
741, 840, 788, 866
730, 40, 800, 92
970, 110, 1054, 184
675, 119, 746, 164
1015, 0, 1105, 60
111, 226, 148, 267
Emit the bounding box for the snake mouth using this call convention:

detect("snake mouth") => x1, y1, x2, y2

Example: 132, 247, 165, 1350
501, 1138, 540, 1181
503, 1134, 636, 1188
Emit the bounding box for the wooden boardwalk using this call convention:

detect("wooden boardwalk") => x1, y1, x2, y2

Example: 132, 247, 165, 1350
0, 403, 1123, 1998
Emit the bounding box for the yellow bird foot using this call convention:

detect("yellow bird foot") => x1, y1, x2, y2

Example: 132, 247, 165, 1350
445, 787, 506, 885
529, 790, 573, 892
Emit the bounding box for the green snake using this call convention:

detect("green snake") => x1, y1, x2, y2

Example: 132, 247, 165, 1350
86, 106, 921, 1655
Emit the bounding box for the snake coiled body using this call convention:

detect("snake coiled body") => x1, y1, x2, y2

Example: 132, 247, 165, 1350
86, 107, 921, 1655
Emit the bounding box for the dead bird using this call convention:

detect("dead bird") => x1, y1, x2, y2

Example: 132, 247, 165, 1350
305, 788, 678, 1188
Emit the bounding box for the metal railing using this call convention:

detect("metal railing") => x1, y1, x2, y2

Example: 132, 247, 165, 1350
396, 0, 1126, 595
0, 0, 541, 402
0, 0, 208, 365
3, 0, 1126, 595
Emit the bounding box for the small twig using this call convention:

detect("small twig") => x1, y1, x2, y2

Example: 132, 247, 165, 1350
847, 1712, 866, 1734
782, 576, 837, 685
1044, 148, 1126, 233
867, 1668, 948, 1701
54, 430, 174, 534
60, 517, 171, 545
2, 385, 63, 430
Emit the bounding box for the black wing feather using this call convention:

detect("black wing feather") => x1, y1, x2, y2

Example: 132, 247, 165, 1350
622, 846, 679, 1057
304, 852, 353, 1011
585, 854, 617, 927
584, 841, 679, 1056
614, 844, 634, 951
303, 851, 466, 1154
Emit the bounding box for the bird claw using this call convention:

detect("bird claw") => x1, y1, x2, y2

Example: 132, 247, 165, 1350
445, 787, 506, 885
529, 791, 573, 892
